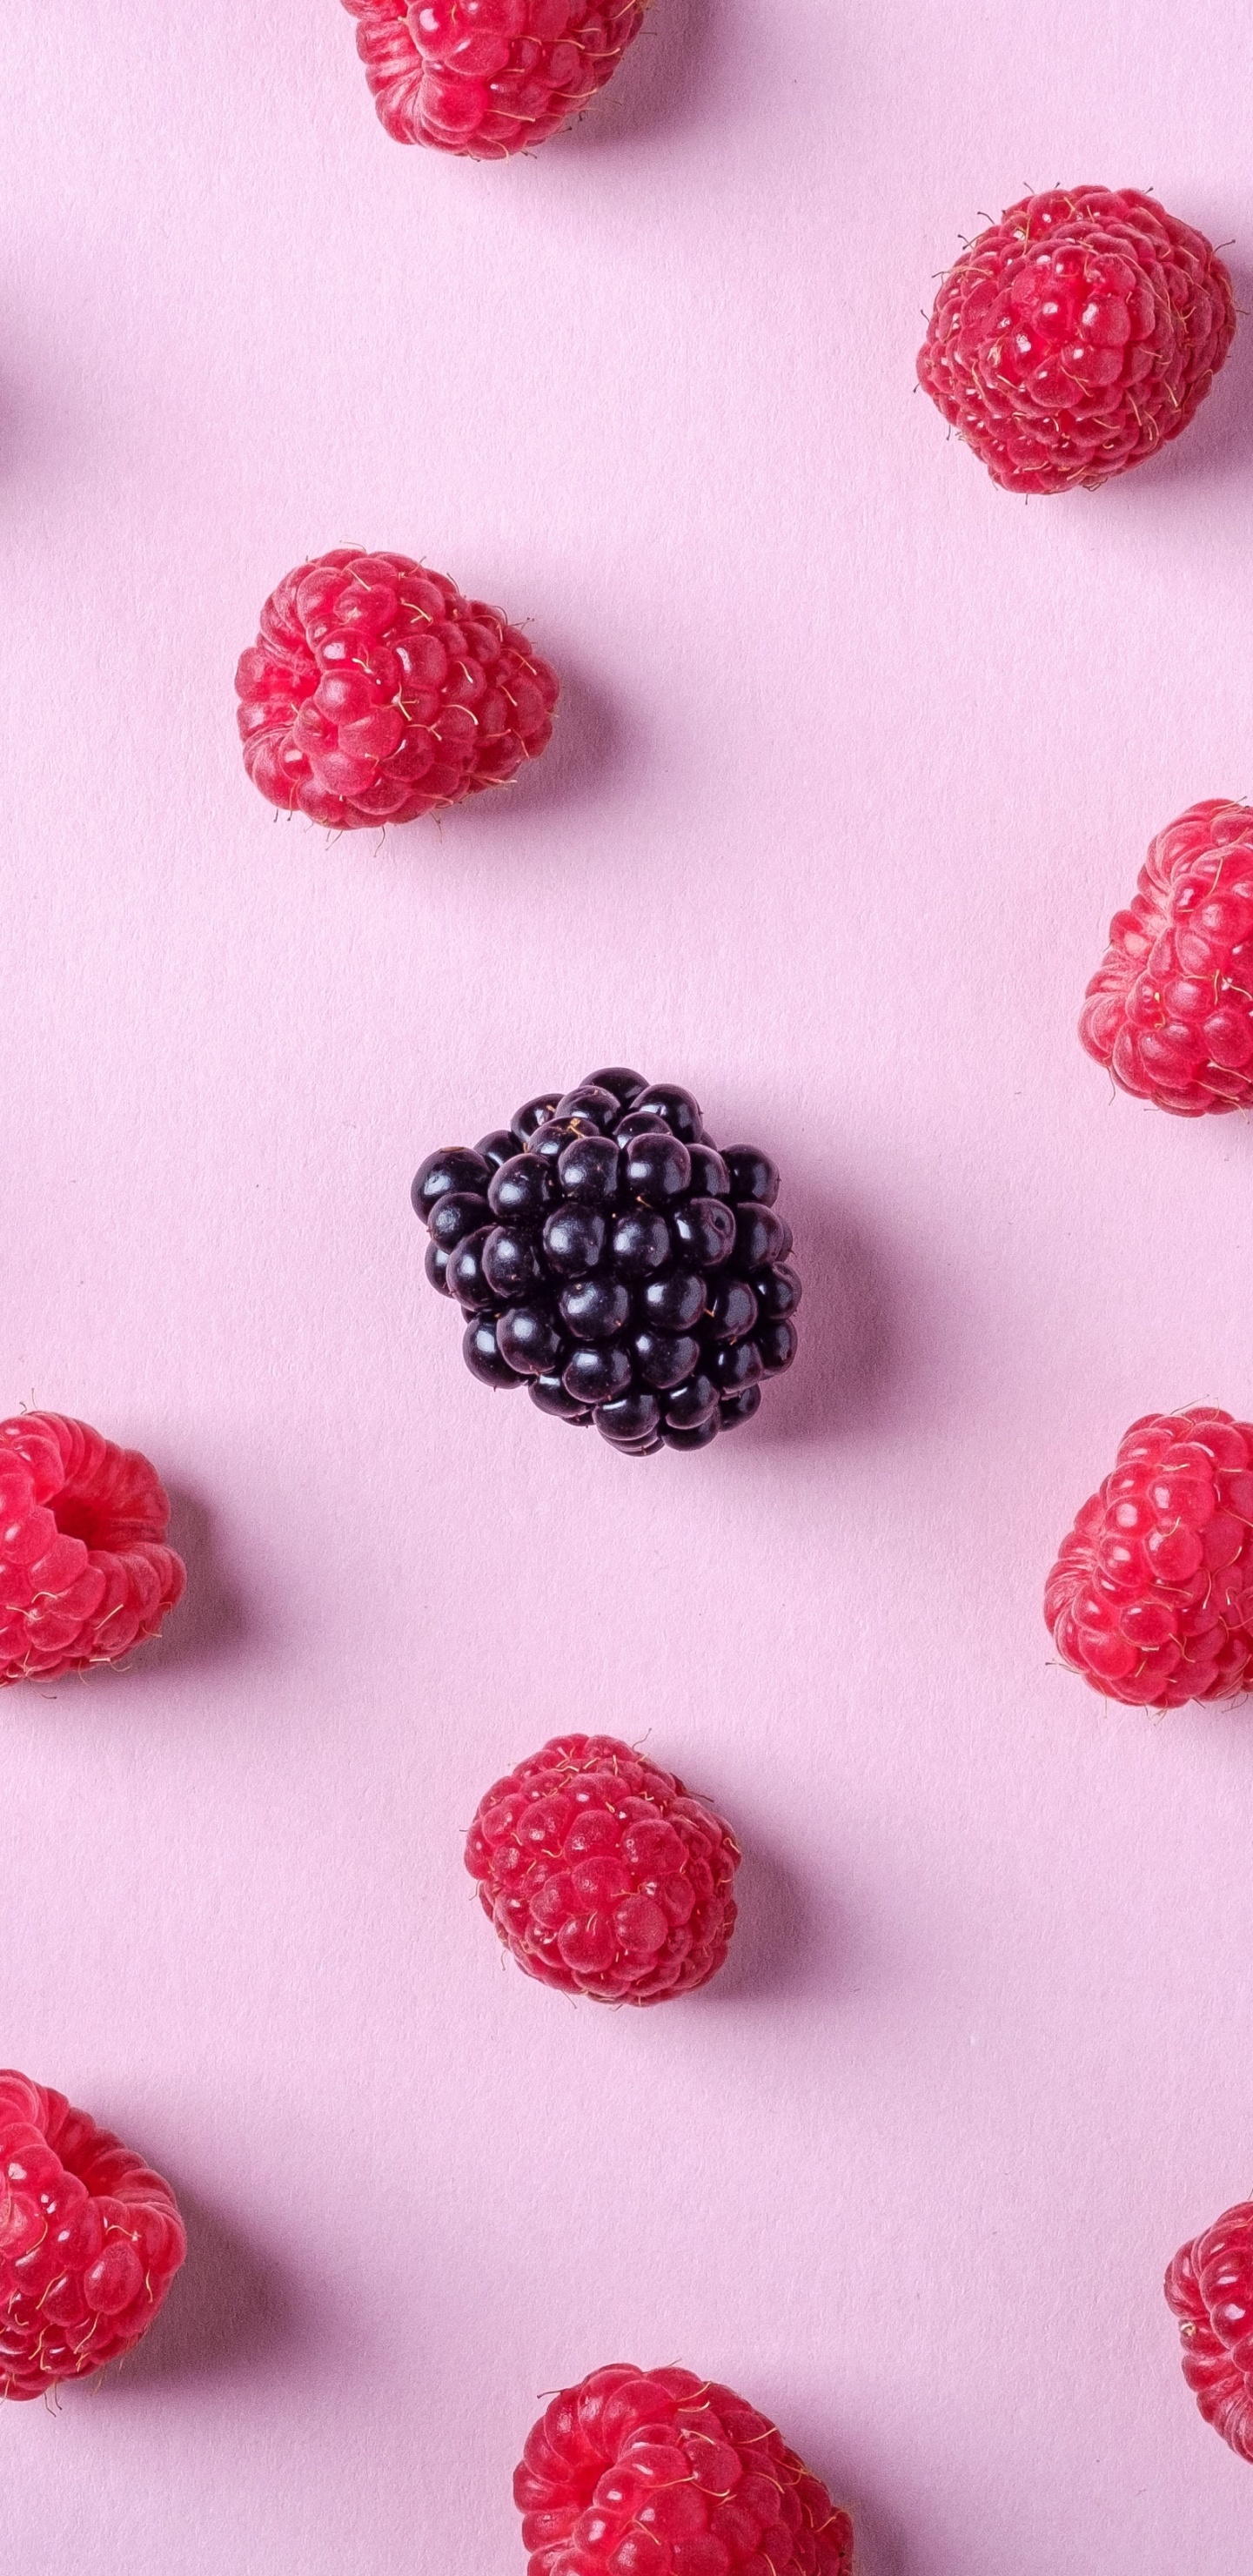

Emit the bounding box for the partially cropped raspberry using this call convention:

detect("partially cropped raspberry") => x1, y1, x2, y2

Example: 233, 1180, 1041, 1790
0, 2070, 185, 2398
1044, 1409, 1253, 1707
342, 0, 647, 158
466, 1734, 740, 2003
235, 549, 558, 828
0, 1414, 184, 1687
412, 1070, 801, 1454
918, 188, 1235, 493
1081, 802, 1253, 1114
515, 2364, 855, 2575
1166, 2200, 1253, 2460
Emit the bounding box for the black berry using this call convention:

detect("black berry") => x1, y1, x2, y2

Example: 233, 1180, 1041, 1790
463, 1316, 522, 1388
411, 1146, 492, 1218
639, 1269, 706, 1333
558, 1135, 620, 1204
671, 1197, 736, 1270
553, 1084, 622, 1132
488, 1156, 558, 1224
563, 1344, 633, 1405
474, 1129, 517, 1175
544, 1204, 607, 1275
628, 1083, 702, 1144
559, 1278, 632, 1342
622, 1133, 692, 1204
427, 1188, 492, 1251
446, 1227, 499, 1310
498, 1304, 566, 1376
412, 1075, 800, 1455
609, 1210, 671, 1275
511, 1093, 561, 1144
584, 1065, 647, 1108
724, 1147, 780, 1206
482, 1225, 545, 1299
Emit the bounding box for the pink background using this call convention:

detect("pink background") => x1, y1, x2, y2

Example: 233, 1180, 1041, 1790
3, 1, 1253, 2567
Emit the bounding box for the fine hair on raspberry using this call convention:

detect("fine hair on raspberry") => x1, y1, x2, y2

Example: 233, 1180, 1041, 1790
0, 2071, 186, 2398
1166, 2198, 1253, 2460
514, 2362, 856, 2575
1044, 1407, 1253, 1707
1081, 801, 1253, 1114
918, 187, 1236, 493
466, 1734, 740, 2002
341, 0, 649, 159
0, 1413, 185, 1687
412, 1068, 801, 1454
235, 549, 559, 830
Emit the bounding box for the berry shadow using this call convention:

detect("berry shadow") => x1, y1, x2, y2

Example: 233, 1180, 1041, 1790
701, 1837, 826, 2007
471, 654, 632, 827
140, 1484, 251, 1675
102, 2190, 298, 2393
740, 1185, 905, 1453
780, 2424, 912, 2576
699, 1815, 885, 2014
556, 0, 723, 151
1103, 256, 1253, 497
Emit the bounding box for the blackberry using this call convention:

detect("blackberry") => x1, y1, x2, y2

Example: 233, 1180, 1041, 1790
412, 1071, 801, 1455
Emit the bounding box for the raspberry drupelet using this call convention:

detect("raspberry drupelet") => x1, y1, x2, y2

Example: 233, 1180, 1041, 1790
235, 550, 558, 829
0, 1414, 184, 1687
918, 187, 1235, 493
1044, 1409, 1253, 1707
0, 2071, 185, 2398
412, 1069, 801, 1453
1081, 802, 1253, 1114
341, 0, 648, 158
1166, 2200, 1253, 2460
514, 2363, 856, 2576
466, 1734, 740, 2002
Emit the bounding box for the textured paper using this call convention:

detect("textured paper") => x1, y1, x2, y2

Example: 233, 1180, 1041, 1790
3, 2, 1253, 2568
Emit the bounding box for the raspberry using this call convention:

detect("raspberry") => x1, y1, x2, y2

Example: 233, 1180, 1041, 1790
0, 1414, 184, 1687
412, 1070, 801, 1453
1044, 1408, 1253, 1707
1166, 2200, 1253, 2460
341, 0, 648, 159
918, 187, 1236, 493
0, 2070, 185, 2398
514, 2363, 855, 2576
1080, 801, 1253, 1115
235, 549, 558, 829
466, 1734, 740, 2003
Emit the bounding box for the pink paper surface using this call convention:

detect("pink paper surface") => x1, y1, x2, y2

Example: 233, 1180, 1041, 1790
4, 2, 1253, 2567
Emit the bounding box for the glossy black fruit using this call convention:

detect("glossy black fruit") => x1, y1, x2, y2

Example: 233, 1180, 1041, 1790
498, 1304, 566, 1377
463, 1316, 523, 1388
595, 1390, 662, 1447
488, 1156, 558, 1224
412, 1146, 492, 1218
412, 1071, 800, 1454
723, 1147, 780, 1207
474, 1129, 518, 1175
559, 1278, 632, 1342
427, 1188, 492, 1251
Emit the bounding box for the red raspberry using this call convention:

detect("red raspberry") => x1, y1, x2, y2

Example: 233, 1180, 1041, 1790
0, 2070, 185, 2398
0, 1413, 184, 1687
1080, 801, 1253, 1115
918, 187, 1236, 493
1166, 2200, 1253, 2460
235, 549, 559, 830
1044, 1408, 1253, 1707
341, 0, 647, 158
514, 2363, 856, 2576
465, 1734, 740, 2003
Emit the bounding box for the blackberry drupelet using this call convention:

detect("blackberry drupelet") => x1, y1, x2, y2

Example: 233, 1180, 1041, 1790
412, 1070, 801, 1453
